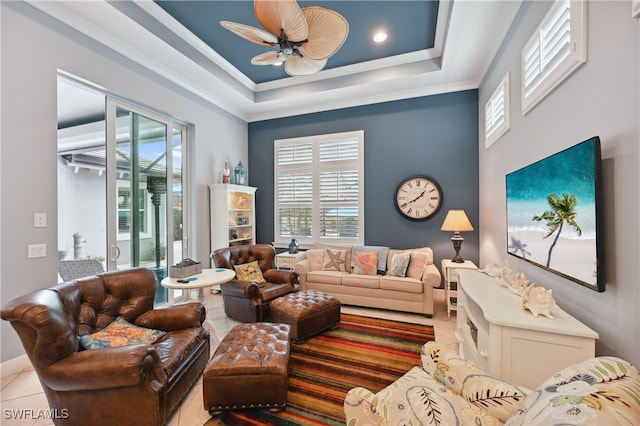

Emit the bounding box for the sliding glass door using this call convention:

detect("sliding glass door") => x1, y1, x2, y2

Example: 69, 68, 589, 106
106, 101, 186, 303
58, 75, 188, 304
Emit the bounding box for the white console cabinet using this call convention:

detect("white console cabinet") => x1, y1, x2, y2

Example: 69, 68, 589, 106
456, 269, 598, 389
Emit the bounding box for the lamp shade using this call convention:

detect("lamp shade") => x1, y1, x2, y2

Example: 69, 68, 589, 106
440, 210, 474, 232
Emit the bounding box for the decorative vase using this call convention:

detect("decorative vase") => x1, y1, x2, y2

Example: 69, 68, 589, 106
234, 161, 247, 185
222, 160, 230, 183
288, 239, 299, 254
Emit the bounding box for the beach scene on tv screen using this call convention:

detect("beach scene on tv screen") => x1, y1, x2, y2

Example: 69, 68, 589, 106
506, 139, 598, 287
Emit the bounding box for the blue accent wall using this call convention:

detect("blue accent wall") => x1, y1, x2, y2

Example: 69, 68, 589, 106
248, 89, 479, 273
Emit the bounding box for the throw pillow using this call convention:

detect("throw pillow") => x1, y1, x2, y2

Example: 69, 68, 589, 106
387, 252, 411, 277
406, 251, 429, 279
351, 246, 390, 274
322, 248, 347, 272
352, 251, 379, 275
305, 249, 326, 271
234, 260, 266, 283
79, 317, 166, 350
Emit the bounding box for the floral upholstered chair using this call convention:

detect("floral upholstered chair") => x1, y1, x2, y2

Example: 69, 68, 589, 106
344, 341, 640, 425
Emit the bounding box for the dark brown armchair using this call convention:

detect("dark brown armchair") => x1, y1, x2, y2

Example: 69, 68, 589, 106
1, 268, 210, 426
211, 244, 297, 322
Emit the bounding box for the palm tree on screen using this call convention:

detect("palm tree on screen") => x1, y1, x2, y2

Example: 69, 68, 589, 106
533, 193, 582, 267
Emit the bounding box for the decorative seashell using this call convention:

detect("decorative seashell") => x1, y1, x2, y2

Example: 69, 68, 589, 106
508, 272, 530, 296
521, 284, 557, 319
480, 263, 502, 277
480, 260, 512, 278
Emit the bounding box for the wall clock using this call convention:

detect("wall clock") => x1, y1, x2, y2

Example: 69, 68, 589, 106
394, 175, 443, 221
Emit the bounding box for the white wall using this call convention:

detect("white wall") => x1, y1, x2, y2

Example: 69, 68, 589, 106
0, 2, 247, 361
479, 1, 639, 367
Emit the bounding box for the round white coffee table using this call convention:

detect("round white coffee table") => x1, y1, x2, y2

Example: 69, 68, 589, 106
161, 268, 235, 303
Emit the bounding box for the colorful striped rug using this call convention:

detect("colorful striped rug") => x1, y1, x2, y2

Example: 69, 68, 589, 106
219, 313, 435, 425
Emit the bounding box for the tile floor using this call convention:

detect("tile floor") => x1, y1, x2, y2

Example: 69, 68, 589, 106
0, 289, 458, 426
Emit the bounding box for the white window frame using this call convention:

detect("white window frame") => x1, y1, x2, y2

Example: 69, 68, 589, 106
522, 0, 587, 115
485, 72, 510, 148
116, 180, 152, 241
274, 130, 365, 248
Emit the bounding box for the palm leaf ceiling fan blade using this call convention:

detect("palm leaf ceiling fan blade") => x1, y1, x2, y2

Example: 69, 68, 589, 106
220, 21, 278, 46
255, 0, 308, 42
299, 6, 349, 60
222, 0, 349, 77
285, 55, 327, 76
251, 51, 283, 66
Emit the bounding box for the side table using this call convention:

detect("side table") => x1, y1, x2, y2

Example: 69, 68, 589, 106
440, 259, 477, 317
275, 252, 299, 270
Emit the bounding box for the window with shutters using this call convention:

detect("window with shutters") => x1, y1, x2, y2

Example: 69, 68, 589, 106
522, 0, 586, 114
485, 72, 510, 148
274, 130, 364, 248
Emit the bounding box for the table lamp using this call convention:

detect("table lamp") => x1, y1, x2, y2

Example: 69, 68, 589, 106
441, 209, 474, 263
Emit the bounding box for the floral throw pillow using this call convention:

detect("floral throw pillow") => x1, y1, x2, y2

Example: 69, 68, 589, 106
322, 249, 347, 271
79, 317, 166, 350
353, 251, 379, 275
234, 260, 266, 283
387, 252, 411, 277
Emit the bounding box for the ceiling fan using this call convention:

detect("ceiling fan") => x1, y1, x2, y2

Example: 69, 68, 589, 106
220, 0, 349, 77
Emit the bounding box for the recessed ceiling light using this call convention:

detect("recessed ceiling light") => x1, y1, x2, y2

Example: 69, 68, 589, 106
373, 31, 388, 43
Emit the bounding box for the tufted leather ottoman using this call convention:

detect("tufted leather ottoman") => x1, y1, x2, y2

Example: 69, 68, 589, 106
270, 290, 341, 343
203, 322, 291, 416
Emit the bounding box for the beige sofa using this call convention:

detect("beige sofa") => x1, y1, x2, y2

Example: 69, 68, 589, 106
294, 244, 441, 317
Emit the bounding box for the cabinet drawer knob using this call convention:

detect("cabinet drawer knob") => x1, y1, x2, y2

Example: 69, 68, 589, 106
480, 350, 488, 359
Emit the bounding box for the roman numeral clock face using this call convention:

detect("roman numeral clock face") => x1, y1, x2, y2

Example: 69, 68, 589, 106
394, 176, 443, 221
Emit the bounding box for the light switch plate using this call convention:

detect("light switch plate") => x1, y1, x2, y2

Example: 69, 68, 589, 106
28, 244, 47, 258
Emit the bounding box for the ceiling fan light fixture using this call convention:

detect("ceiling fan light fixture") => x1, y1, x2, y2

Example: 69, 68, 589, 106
222, 0, 349, 77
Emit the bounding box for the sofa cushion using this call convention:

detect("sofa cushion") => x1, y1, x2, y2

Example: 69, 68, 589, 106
388, 252, 411, 277
322, 248, 349, 272
353, 251, 379, 275
342, 274, 380, 289
422, 341, 527, 422
79, 316, 166, 350
505, 356, 640, 426
357, 366, 504, 426
407, 251, 429, 279
379, 276, 423, 293
233, 260, 266, 283
307, 271, 347, 285
351, 246, 389, 274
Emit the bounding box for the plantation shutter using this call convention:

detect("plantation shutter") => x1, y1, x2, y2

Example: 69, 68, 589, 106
274, 131, 364, 247
484, 72, 510, 148
522, 0, 586, 114
485, 86, 504, 135
318, 138, 360, 240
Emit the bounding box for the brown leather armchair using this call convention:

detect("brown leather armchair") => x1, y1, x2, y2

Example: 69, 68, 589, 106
211, 244, 297, 322
1, 268, 210, 426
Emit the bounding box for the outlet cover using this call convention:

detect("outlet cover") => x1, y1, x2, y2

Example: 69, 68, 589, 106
34, 213, 47, 228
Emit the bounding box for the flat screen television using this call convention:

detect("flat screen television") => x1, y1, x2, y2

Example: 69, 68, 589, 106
505, 136, 604, 292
